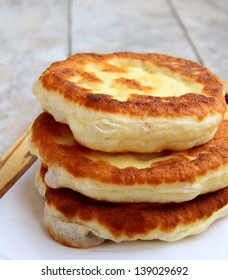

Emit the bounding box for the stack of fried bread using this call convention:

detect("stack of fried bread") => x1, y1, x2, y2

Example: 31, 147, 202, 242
29, 52, 228, 248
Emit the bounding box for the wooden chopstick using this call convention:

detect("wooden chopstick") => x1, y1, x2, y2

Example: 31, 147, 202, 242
0, 81, 228, 198
0, 124, 37, 198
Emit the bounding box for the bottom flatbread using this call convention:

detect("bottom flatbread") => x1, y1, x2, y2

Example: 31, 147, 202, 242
36, 165, 228, 248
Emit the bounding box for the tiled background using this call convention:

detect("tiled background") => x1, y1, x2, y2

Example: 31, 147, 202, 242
0, 0, 228, 157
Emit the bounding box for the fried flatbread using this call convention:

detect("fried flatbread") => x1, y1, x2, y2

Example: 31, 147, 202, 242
36, 165, 228, 247
33, 52, 226, 153
30, 112, 228, 203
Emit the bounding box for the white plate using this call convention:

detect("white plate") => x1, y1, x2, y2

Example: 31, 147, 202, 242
1, 161, 228, 260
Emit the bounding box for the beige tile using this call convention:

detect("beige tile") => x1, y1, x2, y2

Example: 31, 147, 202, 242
0, 0, 68, 156
71, 0, 197, 60
172, 0, 228, 79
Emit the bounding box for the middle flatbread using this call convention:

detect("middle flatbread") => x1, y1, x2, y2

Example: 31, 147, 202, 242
29, 112, 228, 203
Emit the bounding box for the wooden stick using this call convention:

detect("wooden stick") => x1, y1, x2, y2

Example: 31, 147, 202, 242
0, 125, 37, 198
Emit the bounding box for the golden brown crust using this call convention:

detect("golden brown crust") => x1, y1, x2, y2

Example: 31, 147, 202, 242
31, 112, 228, 186
39, 52, 226, 119
43, 168, 228, 237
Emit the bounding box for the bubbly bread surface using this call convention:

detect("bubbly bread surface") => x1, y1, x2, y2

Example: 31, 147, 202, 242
33, 52, 226, 152
37, 165, 228, 246
29, 112, 228, 203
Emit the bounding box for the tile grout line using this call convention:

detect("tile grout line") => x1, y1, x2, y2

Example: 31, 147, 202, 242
67, 0, 73, 56
166, 0, 204, 65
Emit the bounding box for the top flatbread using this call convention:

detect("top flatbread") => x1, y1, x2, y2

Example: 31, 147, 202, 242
33, 52, 226, 153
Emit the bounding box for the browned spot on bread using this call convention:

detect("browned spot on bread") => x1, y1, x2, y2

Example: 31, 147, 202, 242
102, 64, 128, 73
79, 72, 103, 83
114, 77, 153, 92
